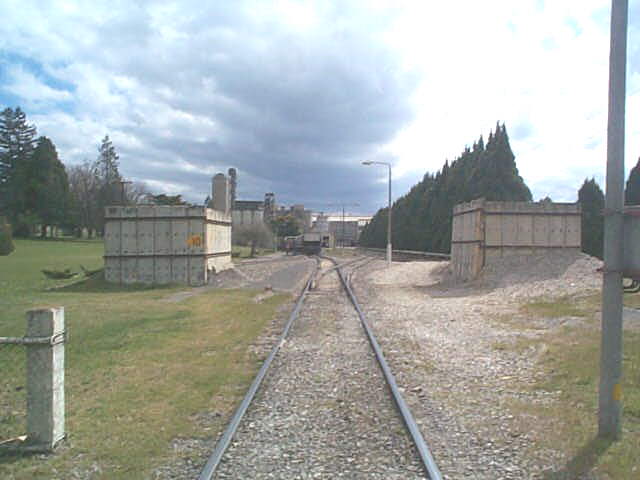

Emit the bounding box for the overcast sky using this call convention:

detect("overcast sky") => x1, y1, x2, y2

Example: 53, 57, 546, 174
1, 1, 639, 215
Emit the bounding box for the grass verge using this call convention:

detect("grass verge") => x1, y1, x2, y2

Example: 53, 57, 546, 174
502, 292, 639, 478
1, 239, 290, 479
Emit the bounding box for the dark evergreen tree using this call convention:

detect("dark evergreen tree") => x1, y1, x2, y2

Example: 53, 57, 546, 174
0, 107, 37, 233
29, 137, 71, 236
150, 194, 187, 205
625, 157, 640, 205
0, 216, 14, 255
578, 178, 604, 259
93, 135, 123, 234
360, 124, 532, 253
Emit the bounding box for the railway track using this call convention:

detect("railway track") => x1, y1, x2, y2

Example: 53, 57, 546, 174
198, 255, 442, 479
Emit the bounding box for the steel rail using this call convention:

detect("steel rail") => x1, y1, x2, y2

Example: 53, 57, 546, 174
197, 259, 319, 480
333, 259, 443, 480
315, 256, 373, 284
358, 246, 450, 260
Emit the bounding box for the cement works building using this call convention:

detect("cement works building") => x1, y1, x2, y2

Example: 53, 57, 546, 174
311, 213, 372, 246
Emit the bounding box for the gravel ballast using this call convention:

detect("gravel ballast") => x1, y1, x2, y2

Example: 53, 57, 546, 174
214, 259, 426, 479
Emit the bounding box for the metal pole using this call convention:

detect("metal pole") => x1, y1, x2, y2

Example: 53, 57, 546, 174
387, 164, 392, 266
599, 0, 627, 439
342, 205, 345, 248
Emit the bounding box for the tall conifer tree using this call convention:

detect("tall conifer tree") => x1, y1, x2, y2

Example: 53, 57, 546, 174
30, 137, 70, 236
625, 157, 640, 205
578, 178, 604, 259
93, 135, 123, 234
0, 107, 37, 230
360, 123, 532, 252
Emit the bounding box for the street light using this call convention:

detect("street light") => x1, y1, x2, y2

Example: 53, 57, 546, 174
362, 161, 392, 267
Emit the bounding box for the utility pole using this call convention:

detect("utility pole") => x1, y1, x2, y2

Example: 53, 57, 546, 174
599, 0, 627, 439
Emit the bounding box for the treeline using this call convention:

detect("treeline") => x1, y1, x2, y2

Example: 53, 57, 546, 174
360, 122, 531, 253
579, 157, 640, 259
360, 122, 640, 259
0, 106, 173, 240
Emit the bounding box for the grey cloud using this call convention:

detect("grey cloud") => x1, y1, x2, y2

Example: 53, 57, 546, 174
68, 2, 420, 212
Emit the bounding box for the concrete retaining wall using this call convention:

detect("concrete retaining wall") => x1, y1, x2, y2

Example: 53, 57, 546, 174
104, 205, 232, 286
451, 199, 581, 280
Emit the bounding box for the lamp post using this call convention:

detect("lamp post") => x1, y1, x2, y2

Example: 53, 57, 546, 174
362, 161, 392, 266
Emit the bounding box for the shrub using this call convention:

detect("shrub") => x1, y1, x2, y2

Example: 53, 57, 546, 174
0, 216, 15, 255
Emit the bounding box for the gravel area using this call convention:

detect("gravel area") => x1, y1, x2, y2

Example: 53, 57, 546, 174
154, 250, 620, 479
162, 255, 314, 302
353, 251, 604, 479
214, 259, 426, 479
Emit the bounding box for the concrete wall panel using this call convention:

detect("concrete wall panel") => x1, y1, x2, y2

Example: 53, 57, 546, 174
121, 220, 137, 255
121, 258, 138, 284
566, 216, 581, 246
188, 219, 204, 255
485, 214, 501, 246
104, 220, 121, 256
104, 257, 121, 283
549, 216, 564, 246
533, 215, 549, 246
155, 220, 171, 255
189, 258, 206, 286
104, 205, 232, 286
451, 199, 581, 280
154, 257, 171, 284
172, 220, 189, 255
516, 214, 533, 246
138, 220, 155, 255
171, 257, 188, 284
137, 257, 154, 284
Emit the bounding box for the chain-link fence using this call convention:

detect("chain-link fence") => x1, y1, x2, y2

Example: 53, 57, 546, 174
0, 341, 27, 444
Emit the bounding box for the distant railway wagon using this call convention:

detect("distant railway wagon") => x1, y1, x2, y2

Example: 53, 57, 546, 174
284, 232, 332, 255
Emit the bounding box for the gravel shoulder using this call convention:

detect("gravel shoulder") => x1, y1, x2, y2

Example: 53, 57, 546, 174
353, 251, 604, 479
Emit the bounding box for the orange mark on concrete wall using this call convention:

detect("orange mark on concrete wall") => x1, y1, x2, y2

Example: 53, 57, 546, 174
187, 235, 203, 247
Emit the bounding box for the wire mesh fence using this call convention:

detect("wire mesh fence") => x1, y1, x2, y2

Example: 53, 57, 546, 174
0, 342, 27, 443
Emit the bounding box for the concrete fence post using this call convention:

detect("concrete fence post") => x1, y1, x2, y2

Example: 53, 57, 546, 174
26, 307, 65, 451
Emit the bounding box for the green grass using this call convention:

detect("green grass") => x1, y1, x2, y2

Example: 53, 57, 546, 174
503, 293, 640, 478
1, 239, 289, 479
625, 292, 640, 309
520, 295, 590, 318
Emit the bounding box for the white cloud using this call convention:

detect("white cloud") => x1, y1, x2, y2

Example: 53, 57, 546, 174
2, 64, 72, 105
1, 0, 638, 211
